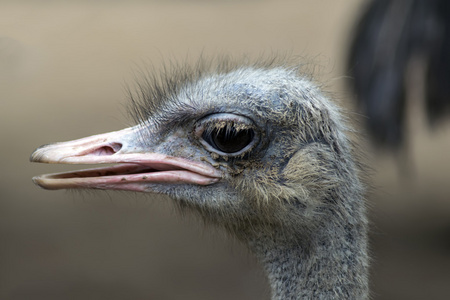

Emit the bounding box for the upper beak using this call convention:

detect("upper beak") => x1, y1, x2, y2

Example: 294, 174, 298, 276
30, 126, 222, 192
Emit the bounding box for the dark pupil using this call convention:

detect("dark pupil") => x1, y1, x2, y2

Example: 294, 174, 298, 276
205, 125, 254, 153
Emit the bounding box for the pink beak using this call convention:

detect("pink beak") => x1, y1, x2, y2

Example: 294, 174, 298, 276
30, 126, 222, 192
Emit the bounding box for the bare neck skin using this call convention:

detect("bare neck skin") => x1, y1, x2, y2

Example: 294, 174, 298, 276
245, 213, 369, 299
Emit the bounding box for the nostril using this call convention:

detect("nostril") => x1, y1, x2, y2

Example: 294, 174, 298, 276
89, 143, 123, 156
109, 143, 123, 153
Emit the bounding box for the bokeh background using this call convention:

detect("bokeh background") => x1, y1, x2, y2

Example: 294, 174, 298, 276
2, 1, 450, 299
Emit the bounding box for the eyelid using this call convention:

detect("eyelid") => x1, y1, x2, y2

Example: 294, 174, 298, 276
195, 113, 255, 135
197, 113, 254, 125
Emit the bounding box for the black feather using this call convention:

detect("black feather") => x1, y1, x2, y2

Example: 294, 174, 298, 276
347, 0, 450, 149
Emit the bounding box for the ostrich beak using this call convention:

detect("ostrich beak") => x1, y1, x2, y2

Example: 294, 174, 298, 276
30, 126, 222, 192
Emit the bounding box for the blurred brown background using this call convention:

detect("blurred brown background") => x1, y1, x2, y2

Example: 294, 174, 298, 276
1, 1, 450, 299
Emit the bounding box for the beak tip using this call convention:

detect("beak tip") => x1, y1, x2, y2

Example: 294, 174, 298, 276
30, 144, 47, 163
30, 144, 58, 163
31, 176, 41, 187
32, 176, 54, 190
29, 152, 38, 163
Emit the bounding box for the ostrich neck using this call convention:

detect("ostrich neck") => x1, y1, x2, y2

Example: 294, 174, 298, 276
246, 218, 369, 300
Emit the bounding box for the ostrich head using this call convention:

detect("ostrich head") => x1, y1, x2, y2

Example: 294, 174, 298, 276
31, 59, 368, 299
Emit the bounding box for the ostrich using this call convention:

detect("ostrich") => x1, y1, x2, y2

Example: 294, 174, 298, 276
30, 59, 369, 299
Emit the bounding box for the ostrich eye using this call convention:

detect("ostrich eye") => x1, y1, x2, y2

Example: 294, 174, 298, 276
203, 125, 255, 154
196, 113, 259, 156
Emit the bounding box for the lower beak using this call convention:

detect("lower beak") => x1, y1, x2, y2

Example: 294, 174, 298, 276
30, 127, 221, 192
